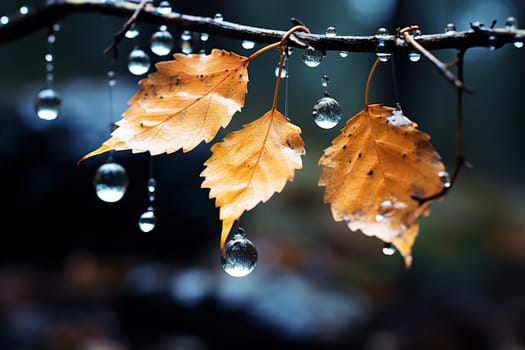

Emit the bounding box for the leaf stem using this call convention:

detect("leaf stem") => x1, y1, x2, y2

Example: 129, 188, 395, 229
272, 48, 287, 110
104, 0, 149, 56
247, 25, 310, 62
364, 58, 380, 107
246, 25, 310, 110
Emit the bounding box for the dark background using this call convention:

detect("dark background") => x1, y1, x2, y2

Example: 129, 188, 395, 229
1, 0, 525, 349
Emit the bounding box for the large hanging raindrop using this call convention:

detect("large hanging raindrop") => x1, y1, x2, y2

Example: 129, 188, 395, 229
150, 25, 173, 56
94, 64, 129, 203
312, 92, 342, 129
94, 156, 129, 203
311, 40, 342, 130
221, 227, 258, 277
128, 47, 151, 76
35, 24, 61, 120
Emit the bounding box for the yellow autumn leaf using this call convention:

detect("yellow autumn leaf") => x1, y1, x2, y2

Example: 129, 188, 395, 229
318, 104, 446, 267
79, 49, 250, 161
201, 108, 305, 249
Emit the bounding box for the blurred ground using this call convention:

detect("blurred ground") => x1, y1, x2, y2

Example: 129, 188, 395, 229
1, 0, 525, 349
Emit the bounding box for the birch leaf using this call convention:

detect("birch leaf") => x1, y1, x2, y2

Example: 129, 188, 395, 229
201, 108, 305, 249
79, 49, 250, 161
318, 104, 446, 267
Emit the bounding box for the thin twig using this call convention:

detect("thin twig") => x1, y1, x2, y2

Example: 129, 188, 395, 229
413, 49, 469, 205
104, 0, 150, 55
400, 26, 475, 93
0, 0, 524, 53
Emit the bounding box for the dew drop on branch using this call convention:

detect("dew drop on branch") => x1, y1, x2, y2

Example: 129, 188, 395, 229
325, 26, 337, 37
505, 16, 518, 31
444, 23, 456, 34
156, 0, 172, 15
408, 51, 421, 62
241, 40, 255, 50
302, 46, 323, 67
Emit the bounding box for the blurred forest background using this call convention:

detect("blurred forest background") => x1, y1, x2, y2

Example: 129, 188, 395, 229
1, 0, 525, 349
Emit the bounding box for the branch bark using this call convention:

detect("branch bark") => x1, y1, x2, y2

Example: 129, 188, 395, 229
1, 0, 524, 54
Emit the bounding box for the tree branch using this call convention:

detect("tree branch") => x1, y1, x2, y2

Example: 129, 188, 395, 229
1, 0, 524, 54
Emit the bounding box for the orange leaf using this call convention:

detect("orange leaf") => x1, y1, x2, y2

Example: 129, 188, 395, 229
318, 104, 446, 267
79, 49, 250, 161
201, 108, 305, 249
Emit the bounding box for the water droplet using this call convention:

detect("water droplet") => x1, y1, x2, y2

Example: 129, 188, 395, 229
274, 63, 287, 78
52, 23, 61, 32
376, 27, 389, 37
35, 88, 61, 120
48, 33, 56, 44
0, 16, 9, 25
325, 26, 337, 37
444, 23, 456, 34
241, 40, 255, 50
387, 109, 411, 127
180, 30, 192, 41
148, 177, 157, 193
181, 40, 192, 54
107, 70, 117, 87
93, 162, 129, 203
128, 48, 150, 75
125, 23, 139, 39
150, 27, 174, 56
408, 51, 421, 62
338, 51, 349, 58
375, 40, 391, 62
382, 243, 396, 256
505, 16, 518, 31
200, 32, 209, 42
214, 13, 223, 22
321, 74, 330, 87
139, 206, 156, 232
487, 35, 497, 50
514, 35, 524, 48
221, 228, 257, 277
376, 52, 391, 62
147, 177, 157, 202
376, 200, 392, 222
302, 46, 323, 68
312, 95, 342, 129
438, 171, 451, 188
19, 5, 29, 15
156, 0, 172, 15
